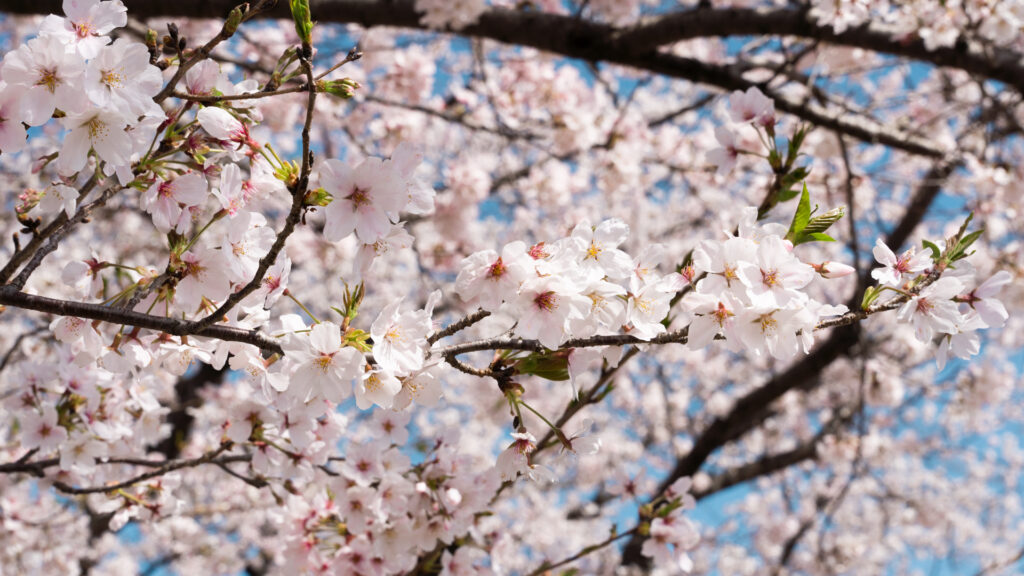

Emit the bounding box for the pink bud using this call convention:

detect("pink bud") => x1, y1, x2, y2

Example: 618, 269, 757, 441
816, 261, 855, 279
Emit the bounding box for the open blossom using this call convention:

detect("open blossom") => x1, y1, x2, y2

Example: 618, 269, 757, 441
282, 321, 365, 404
0, 86, 27, 154
570, 277, 627, 338
83, 38, 162, 117
353, 223, 415, 283
141, 172, 208, 233
735, 304, 816, 360
393, 363, 444, 410
440, 547, 490, 576
371, 299, 431, 376
389, 141, 436, 215
218, 211, 274, 282
627, 282, 673, 340
20, 407, 68, 452
897, 276, 965, 343
212, 163, 248, 216
355, 369, 403, 410
38, 184, 79, 218
641, 508, 700, 572
2, 34, 86, 125
197, 106, 255, 149
514, 276, 590, 350
683, 291, 743, 350
320, 157, 406, 244
174, 245, 233, 310
738, 235, 816, 307
964, 270, 1011, 328
40, 0, 128, 58
455, 240, 532, 311
729, 86, 775, 127
571, 218, 634, 279
871, 239, 932, 286
936, 311, 986, 371
707, 125, 740, 174
246, 254, 291, 310
693, 236, 758, 296
57, 109, 132, 177
495, 431, 553, 483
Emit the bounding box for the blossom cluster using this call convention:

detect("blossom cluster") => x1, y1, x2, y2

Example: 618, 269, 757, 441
0, 0, 1017, 574
871, 240, 1010, 369
456, 209, 851, 360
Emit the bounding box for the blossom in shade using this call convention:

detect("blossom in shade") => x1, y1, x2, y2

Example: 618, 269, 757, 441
0, 87, 27, 154
354, 369, 403, 410
728, 86, 775, 127
21, 407, 68, 452
174, 245, 233, 310
707, 125, 740, 174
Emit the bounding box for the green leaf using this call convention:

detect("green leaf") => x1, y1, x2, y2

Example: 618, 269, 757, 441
861, 286, 883, 310
786, 124, 809, 166
290, 0, 313, 45
804, 232, 836, 242
785, 183, 812, 241
951, 229, 985, 261
778, 166, 810, 194
802, 205, 845, 235
776, 187, 801, 202
922, 239, 941, 260
513, 352, 570, 381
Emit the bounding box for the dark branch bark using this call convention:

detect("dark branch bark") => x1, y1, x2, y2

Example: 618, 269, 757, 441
6, 2, 1023, 97
614, 6, 1024, 94
0, 287, 283, 354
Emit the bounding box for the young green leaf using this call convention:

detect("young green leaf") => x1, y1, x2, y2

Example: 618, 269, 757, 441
785, 183, 812, 241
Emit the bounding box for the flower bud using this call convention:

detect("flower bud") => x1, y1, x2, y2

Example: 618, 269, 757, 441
224, 6, 244, 36
318, 78, 360, 99
814, 261, 856, 279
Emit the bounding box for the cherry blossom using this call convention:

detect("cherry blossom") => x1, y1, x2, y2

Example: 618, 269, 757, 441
281, 321, 365, 404
0, 3, 1016, 575
1, 34, 86, 125
320, 157, 407, 244
897, 276, 965, 342
871, 238, 932, 287
141, 172, 208, 233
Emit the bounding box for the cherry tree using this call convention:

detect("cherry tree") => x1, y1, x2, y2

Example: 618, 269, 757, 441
0, 1, 1020, 574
